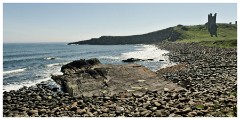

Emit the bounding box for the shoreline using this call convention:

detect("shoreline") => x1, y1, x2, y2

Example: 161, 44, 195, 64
3, 44, 172, 92
3, 42, 237, 117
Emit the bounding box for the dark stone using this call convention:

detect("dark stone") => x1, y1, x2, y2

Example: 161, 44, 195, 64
39, 109, 47, 114
147, 59, 154, 61
70, 106, 78, 111
122, 58, 141, 62
61, 58, 101, 74
86, 58, 101, 66
28, 110, 38, 115
52, 87, 59, 92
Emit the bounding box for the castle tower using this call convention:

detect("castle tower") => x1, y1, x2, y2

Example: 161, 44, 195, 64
207, 13, 217, 37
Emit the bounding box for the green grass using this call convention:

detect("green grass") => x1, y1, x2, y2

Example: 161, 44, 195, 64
173, 24, 237, 48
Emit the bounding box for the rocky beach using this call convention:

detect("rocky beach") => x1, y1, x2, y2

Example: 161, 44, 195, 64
3, 42, 237, 117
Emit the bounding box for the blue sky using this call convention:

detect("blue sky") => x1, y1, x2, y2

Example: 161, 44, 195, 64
3, 3, 237, 43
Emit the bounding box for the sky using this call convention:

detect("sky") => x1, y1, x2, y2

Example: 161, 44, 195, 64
3, 3, 237, 43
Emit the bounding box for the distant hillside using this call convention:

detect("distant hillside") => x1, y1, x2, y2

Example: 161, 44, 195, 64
68, 23, 237, 47
68, 27, 181, 45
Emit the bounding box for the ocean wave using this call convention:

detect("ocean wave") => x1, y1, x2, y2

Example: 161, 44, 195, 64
46, 63, 62, 67
3, 68, 27, 75
46, 62, 69, 67
3, 77, 52, 92
121, 45, 169, 61
99, 56, 120, 60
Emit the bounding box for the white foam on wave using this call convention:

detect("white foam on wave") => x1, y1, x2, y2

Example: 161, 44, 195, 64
99, 56, 120, 60
3, 68, 27, 75
44, 57, 59, 60
121, 45, 169, 61
46, 63, 64, 67
46, 62, 69, 67
3, 77, 52, 92
161, 62, 178, 69
120, 44, 177, 71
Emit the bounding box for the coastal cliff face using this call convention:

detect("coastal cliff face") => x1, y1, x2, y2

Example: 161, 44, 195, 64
68, 27, 181, 45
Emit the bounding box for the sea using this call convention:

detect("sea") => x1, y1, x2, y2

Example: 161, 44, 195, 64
3, 43, 175, 92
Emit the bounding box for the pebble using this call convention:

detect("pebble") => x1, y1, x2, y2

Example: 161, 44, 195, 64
151, 107, 157, 111
76, 109, 86, 115
72, 102, 78, 106
153, 102, 161, 107
39, 109, 47, 114
155, 110, 162, 117
140, 110, 149, 116
47, 95, 53, 99
70, 106, 78, 111
188, 111, 197, 116
183, 107, 192, 113
28, 110, 38, 115
101, 108, 109, 113
164, 88, 170, 92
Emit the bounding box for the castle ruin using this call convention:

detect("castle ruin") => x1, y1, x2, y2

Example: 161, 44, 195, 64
207, 13, 217, 37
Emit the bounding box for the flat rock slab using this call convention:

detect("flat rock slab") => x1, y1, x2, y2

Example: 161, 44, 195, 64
52, 58, 183, 97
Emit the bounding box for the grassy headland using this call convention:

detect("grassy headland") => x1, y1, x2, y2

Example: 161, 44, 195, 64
174, 24, 237, 48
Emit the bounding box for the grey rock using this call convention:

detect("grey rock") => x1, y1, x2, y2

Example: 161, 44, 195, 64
183, 107, 192, 113
153, 102, 161, 107
140, 110, 150, 116
155, 110, 162, 117
101, 108, 109, 113
164, 88, 170, 92
169, 113, 177, 117
6, 96, 11, 100
77, 109, 86, 115
36, 96, 42, 100
39, 109, 47, 114
151, 107, 157, 111
28, 110, 38, 115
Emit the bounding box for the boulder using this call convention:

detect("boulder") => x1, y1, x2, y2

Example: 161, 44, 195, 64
61, 58, 101, 74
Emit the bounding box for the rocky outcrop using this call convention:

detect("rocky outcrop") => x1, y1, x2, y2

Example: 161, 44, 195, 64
122, 58, 141, 62
60, 58, 101, 75
52, 58, 183, 97
121, 58, 154, 62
